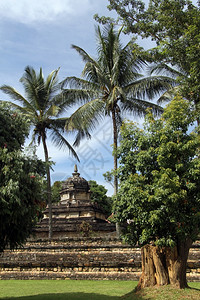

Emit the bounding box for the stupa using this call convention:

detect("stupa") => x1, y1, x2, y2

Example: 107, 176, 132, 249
34, 165, 116, 238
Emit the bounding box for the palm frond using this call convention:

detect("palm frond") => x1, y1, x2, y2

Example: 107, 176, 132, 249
50, 127, 80, 162
20, 66, 43, 111
0, 85, 38, 116
157, 86, 181, 104
62, 88, 100, 105
125, 76, 176, 100
82, 61, 108, 86
71, 44, 96, 65
45, 104, 60, 118
121, 98, 163, 117
50, 117, 69, 130
147, 63, 185, 78
62, 76, 100, 91
73, 130, 92, 147
96, 24, 116, 74
65, 98, 105, 131
65, 99, 105, 146
45, 68, 60, 92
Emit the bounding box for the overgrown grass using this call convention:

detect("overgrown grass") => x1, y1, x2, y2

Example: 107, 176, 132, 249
0, 280, 199, 300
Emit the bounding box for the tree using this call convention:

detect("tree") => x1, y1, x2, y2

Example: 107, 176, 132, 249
51, 181, 63, 203
62, 24, 173, 197
0, 66, 79, 239
113, 96, 200, 289
97, 1, 200, 120
89, 180, 112, 217
0, 103, 46, 251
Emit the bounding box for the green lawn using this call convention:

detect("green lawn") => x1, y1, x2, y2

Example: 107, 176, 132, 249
0, 280, 136, 300
0, 280, 199, 300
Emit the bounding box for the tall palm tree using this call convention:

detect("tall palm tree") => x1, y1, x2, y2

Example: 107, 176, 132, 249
62, 24, 175, 196
0, 66, 79, 239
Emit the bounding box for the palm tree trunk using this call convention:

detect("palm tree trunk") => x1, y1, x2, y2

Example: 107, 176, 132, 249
112, 109, 118, 195
41, 133, 52, 240
112, 109, 121, 237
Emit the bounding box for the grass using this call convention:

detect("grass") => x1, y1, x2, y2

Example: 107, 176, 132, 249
0, 280, 199, 300
123, 282, 200, 300
0, 280, 136, 300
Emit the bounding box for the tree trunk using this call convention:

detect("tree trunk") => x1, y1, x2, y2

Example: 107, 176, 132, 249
41, 133, 52, 240
111, 109, 118, 196
137, 239, 192, 291
112, 109, 121, 237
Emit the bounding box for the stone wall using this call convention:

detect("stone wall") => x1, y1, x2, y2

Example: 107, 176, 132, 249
0, 237, 199, 281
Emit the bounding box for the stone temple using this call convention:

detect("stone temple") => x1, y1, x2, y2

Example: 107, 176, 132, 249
34, 165, 115, 238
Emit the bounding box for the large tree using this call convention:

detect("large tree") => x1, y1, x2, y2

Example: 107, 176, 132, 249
0, 66, 79, 239
62, 24, 173, 197
0, 103, 46, 251
113, 96, 200, 289
97, 1, 200, 118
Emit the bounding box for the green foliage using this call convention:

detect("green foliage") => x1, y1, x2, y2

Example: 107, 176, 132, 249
114, 96, 200, 246
103, 171, 114, 187
0, 102, 29, 151
89, 180, 112, 216
51, 181, 62, 203
0, 104, 46, 251
102, 1, 200, 110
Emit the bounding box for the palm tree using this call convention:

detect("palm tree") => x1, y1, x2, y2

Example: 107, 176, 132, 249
61, 24, 175, 196
0, 66, 79, 239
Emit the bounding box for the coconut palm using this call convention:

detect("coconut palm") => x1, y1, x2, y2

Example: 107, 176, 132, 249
0, 66, 79, 239
61, 24, 175, 196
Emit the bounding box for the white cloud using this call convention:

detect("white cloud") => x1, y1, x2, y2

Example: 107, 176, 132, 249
0, 0, 94, 25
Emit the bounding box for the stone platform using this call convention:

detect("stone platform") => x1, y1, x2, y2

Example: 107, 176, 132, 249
0, 237, 200, 281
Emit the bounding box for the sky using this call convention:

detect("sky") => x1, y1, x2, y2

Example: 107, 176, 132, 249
0, 0, 148, 195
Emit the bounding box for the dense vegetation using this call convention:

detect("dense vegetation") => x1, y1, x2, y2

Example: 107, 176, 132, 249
0, 103, 46, 251
113, 96, 200, 288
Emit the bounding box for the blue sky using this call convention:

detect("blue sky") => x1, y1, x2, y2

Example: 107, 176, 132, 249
0, 0, 148, 195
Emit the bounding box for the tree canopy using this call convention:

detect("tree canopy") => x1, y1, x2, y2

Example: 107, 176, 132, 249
113, 96, 200, 288
0, 103, 45, 251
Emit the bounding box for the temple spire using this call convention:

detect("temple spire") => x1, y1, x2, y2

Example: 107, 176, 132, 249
73, 164, 80, 177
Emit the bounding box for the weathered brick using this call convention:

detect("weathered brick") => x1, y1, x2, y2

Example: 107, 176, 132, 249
0, 237, 199, 281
